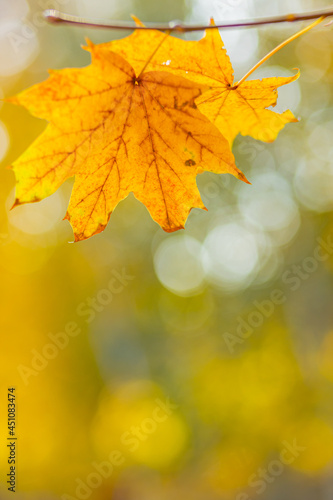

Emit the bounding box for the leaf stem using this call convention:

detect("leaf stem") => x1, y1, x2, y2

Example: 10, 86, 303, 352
232, 16, 325, 89
137, 30, 171, 78
44, 8, 333, 32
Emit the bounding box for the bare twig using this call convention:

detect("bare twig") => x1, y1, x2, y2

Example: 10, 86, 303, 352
44, 7, 333, 32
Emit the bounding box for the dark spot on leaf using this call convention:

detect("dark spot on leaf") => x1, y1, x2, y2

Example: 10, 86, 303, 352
185, 159, 196, 166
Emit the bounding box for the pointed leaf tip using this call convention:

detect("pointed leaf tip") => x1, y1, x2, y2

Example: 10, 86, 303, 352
10, 198, 21, 210
239, 172, 251, 185
4, 96, 19, 105
131, 15, 145, 27
82, 38, 95, 52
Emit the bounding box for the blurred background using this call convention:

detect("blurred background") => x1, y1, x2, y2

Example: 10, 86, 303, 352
0, 0, 333, 499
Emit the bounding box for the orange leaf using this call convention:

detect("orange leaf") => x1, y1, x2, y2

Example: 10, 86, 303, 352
8, 40, 247, 241
108, 20, 299, 145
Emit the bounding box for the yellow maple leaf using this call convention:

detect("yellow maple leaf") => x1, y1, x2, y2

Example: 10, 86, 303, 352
8, 41, 247, 241
107, 19, 299, 145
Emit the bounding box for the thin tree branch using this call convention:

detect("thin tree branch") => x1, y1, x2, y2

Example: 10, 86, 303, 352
44, 7, 333, 32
